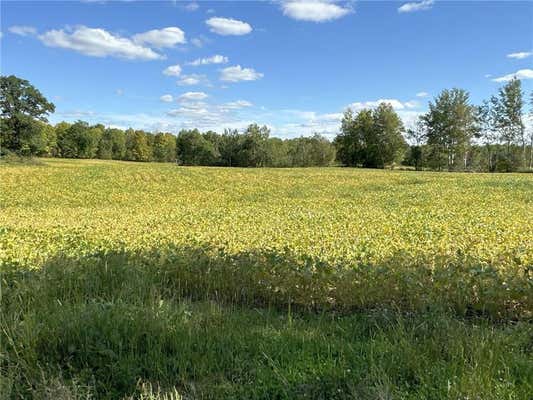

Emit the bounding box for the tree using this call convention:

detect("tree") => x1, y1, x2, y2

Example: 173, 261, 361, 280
421, 88, 478, 171
268, 137, 290, 167
57, 121, 101, 158
335, 108, 371, 167
153, 132, 177, 162
492, 78, 525, 170
125, 129, 152, 162
219, 129, 242, 167
529, 91, 533, 170
0, 75, 55, 155
406, 118, 426, 171
239, 124, 271, 167
335, 104, 406, 168
176, 129, 218, 165
39, 122, 58, 157
371, 103, 407, 168
477, 99, 499, 172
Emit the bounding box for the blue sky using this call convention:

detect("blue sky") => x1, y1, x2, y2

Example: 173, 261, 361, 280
1, 0, 532, 137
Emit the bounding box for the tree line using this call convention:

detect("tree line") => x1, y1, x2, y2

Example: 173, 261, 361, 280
1, 74, 532, 171
336, 79, 533, 172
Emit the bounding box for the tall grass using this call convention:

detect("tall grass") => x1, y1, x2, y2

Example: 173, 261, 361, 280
2, 253, 532, 399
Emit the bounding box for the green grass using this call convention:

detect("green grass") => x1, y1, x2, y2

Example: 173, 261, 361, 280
1, 159, 532, 398
2, 255, 532, 399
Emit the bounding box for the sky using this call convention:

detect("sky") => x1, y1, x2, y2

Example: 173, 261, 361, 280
1, 0, 532, 138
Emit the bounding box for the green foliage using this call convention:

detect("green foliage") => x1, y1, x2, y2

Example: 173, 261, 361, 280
335, 104, 407, 168
153, 133, 177, 163
126, 129, 152, 162
0, 75, 55, 155
176, 129, 219, 165
421, 88, 479, 171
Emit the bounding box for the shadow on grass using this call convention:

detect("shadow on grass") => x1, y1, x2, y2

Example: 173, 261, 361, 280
4, 245, 530, 319
1, 246, 532, 399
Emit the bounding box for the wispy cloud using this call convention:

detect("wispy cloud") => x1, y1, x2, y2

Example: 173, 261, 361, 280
398, 0, 434, 14
160, 94, 173, 102
177, 74, 210, 86
178, 91, 209, 101
8, 25, 37, 36
349, 98, 419, 110
506, 51, 532, 60
492, 69, 533, 82
183, 1, 199, 12
163, 64, 182, 76
187, 54, 228, 66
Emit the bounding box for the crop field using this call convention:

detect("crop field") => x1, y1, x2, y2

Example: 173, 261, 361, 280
1, 158, 532, 399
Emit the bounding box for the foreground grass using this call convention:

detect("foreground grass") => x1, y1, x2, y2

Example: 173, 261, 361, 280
2, 255, 532, 399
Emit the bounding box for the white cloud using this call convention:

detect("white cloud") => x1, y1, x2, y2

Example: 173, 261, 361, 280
398, 0, 434, 13
178, 91, 209, 101
506, 51, 532, 60
219, 100, 253, 110
160, 94, 174, 102
163, 64, 182, 76
188, 54, 228, 66
404, 100, 419, 109
38, 26, 163, 60
205, 17, 252, 35
484, 74, 492, 78
281, 1, 352, 22
177, 74, 209, 86
115, 89, 124, 96
191, 37, 204, 47
184, 2, 199, 11
274, 110, 344, 138
416, 92, 428, 97
132, 27, 186, 48
8, 25, 37, 36
349, 98, 417, 110
220, 65, 263, 82
492, 69, 533, 82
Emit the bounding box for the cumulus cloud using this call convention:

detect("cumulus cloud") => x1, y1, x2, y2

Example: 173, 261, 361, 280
281, 1, 352, 22
506, 51, 532, 60
132, 27, 186, 48
398, 0, 434, 13
492, 69, 533, 82
187, 54, 228, 66
8, 25, 37, 36
177, 74, 209, 86
163, 64, 182, 76
160, 94, 173, 102
274, 110, 344, 138
38, 26, 163, 60
178, 91, 209, 101
416, 92, 429, 97
205, 17, 252, 35
349, 98, 418, 110
220, 65, 263, 82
